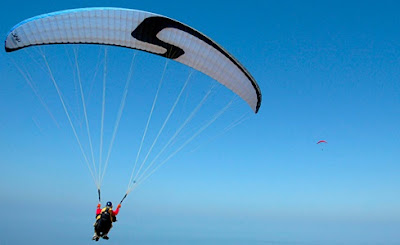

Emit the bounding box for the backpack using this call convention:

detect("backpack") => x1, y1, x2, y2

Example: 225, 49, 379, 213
100, 207, 112, 222
96, 207, 117, 222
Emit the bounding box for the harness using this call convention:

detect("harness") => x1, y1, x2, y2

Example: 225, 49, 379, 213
94, 207, 115, 235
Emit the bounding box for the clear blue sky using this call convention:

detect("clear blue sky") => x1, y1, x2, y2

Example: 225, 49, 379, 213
1, 1, 400, 245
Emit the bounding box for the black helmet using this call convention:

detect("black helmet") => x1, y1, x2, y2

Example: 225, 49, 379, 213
106, 201, 113, 207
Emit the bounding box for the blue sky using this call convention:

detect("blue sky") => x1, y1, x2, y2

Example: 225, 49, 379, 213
1, 1, 400, 245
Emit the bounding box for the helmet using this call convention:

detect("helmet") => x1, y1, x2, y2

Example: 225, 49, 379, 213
106, 201, 113, 207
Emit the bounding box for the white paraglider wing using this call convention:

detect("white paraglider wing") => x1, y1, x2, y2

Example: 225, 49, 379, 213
5, 7, 261, 112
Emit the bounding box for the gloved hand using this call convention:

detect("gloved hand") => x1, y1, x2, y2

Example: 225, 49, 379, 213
97, 204, 101, 208
117, 204, 121, 209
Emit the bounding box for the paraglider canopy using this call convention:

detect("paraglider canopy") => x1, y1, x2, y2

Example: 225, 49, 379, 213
317, 140, 327, 144
4, 7, 261, 113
